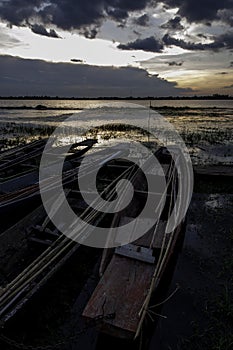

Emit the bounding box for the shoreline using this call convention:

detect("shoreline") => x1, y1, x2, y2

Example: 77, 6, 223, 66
0, 96, 232, 100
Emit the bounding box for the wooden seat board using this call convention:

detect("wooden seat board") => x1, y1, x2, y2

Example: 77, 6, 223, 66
82, 254, 154, 337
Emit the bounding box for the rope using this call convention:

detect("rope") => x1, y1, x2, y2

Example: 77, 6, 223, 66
135, 156, 179, 339
149, 158, 176, 249
0, 160, 136, 318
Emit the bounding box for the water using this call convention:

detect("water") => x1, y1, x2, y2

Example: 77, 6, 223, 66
1, 99, 233, 109
0, 99, 233, 165
0, 99, 233, 124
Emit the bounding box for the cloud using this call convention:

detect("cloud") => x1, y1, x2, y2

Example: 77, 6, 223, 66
106, 8, 128, 21
216, 31, 233, 50
216, 71, 228, 75
133, 14, 150, 26
163, 31, 233, 51
0, 0, 232, 42
166, 61, 184, 66
0, 31, 22, 48
163, 34, 207, 50
196, 33, 208, 39
30, 24, 61, 38
118, 35, 202, 53
0, 55, 192, 97
118, 36, 164, 52
163, 0, 233, 23
117, 29, 233, 53
224, 84, 233, 88
160, 16, 184, 30
71, 58, 85, 63
0, 0, 152, 36
217, 8, 233, 26
79, 27, 98, 39
140, 51, 233, 77
0, 0, 232, 61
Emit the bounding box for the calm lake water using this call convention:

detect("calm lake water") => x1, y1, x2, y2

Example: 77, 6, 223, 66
1, 99, 233, 109
0, 98, 233, 122
0, 99, 233, 165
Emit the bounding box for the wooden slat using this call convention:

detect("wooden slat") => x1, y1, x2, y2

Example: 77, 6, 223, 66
115, 244, 155, 264
82, 254, 154, 339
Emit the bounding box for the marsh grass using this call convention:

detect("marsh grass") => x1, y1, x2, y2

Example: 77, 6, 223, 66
179, 128, 233, 147
0, 122, 55, 151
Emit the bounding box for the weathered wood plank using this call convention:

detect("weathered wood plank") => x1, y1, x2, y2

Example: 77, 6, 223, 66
115, 244, 155, 264
82, 254, 154, 339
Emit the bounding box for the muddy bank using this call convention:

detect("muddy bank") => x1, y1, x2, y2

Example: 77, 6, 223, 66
150, 192, 233, 350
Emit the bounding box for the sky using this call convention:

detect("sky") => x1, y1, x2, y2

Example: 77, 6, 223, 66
0, 0, 232, 97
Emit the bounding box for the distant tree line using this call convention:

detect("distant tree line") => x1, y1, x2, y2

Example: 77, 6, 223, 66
0, 94, 232, 100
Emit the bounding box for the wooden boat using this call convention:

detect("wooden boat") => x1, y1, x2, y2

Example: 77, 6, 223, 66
0, 139, 46, 160
0, 138, 98, 232
0, 145, 133, 325
0, 139, 47, 187
0, 144, 186, 349
0, 138, 97, 193
83, 146, 186, 341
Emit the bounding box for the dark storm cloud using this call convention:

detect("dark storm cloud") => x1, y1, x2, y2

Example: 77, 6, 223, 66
162, 34, 208, 50
30, 24, 61, 38
0, 55, 191, 97
160, 16, 184, 31
0, 0, 42, 26
118, 36, 164, 52
133, 14, 150, 26
118, 34, 209, 52
163, 32, 233, 51
216, 32, 233, 50
162, 0, 233, 23
0, 0, 232, 38
118, 34, 204, 52
118, 30, 233, 53
0, 0, 152, 35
